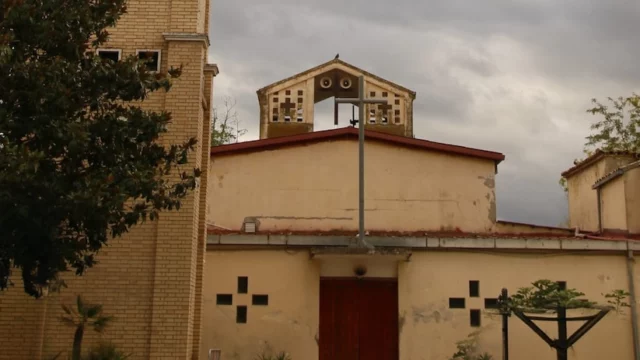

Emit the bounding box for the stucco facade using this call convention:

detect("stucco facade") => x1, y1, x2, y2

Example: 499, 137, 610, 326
0, 0, 217, 358
562, 151, 638, 233
201, 244, 639, 360
601, 176, 628, 232
627, 168, 640, 234
207, 131, 501, 233
203, 127, 640, 360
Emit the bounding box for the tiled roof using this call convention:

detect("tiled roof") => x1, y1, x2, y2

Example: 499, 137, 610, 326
592, 160, 640, 189
210, 127, 506, 163
561, 150, 638, 178
206, 226, 640, 242
206, 226, 573, 239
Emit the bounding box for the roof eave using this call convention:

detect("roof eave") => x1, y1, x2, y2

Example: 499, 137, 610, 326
256, 59, 416, 97
210, 127, 505, 163
592, 160, 640, 189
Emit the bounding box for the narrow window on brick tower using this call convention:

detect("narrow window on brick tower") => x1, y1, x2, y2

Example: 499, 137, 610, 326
136, 50, 161, 72
96, 49, 121, 62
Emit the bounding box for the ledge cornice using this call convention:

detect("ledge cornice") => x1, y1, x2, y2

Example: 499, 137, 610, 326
163, 32, 210, 47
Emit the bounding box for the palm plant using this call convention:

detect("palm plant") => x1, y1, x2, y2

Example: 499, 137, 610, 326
449, 331, 493, 360
84, 342, 131, 360
255, 351, 292, 360
59, 295, 113, 360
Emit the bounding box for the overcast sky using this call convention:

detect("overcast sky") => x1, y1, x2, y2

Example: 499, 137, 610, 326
207, 0, 640, 227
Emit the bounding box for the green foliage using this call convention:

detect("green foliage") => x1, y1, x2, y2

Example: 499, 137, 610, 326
603, 289, 631, 313
60, 295, 114, 360
558, 177, 568, 193
83, 342, 131, 360
508, 280, 595, 313
211, 96, 246, 146
557, 92, 640, 193
449, 331, 493, 360
254, 351, 292, 360
0, 0, 199, 297
586, 94, 640, 153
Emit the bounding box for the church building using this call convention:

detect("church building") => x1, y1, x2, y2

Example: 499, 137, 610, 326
1, 0, 640, 359
201, 59, 640, 360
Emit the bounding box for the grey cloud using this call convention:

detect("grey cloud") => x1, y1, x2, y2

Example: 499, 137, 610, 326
207, 0, 638, 226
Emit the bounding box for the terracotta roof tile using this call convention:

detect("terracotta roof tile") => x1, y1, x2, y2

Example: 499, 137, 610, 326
207, 226, 640, 241
210, 127, 505, 163
561, 150, 638, 178
592, 160, 640, 189
207, 226, 572, 239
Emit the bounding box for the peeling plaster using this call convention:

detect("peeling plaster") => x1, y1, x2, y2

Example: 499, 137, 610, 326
478, 175, 495, 189
411, 305, 452, 325
398, 311, 406, 334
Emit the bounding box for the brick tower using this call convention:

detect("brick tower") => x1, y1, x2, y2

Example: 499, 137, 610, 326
0, 1, 218, 359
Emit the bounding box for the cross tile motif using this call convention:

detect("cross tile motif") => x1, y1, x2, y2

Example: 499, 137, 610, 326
379, 103, 392, 124
280, 98, 296, 112
216, 276, 270, 324
448, 280, 567, 327
378, 103, 392, 115
448, 280, 499, 327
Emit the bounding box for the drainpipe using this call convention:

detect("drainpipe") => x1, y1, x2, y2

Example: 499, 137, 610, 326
627, 249, 640, 360
597, 188, 603, 233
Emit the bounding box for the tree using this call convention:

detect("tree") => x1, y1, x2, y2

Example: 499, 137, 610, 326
585, 94, 640, 154
211, 96, 246, 146
59, 295, 113, 360
507, 279, 595, 313
495, 280, 628, 360
0, 0, 199, 297
558, 94, 639, 195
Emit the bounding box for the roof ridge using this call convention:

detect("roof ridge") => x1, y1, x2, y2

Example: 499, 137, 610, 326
256, 58, 416, 98
210, 127, 505, 163
561, 149, 639, 178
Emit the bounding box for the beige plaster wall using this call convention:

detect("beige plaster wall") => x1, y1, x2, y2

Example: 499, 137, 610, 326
202, 249, 638, 360
399, 251, 635, 360
567, 156, 634, 232
625, 169, 640, 234
601, 175, 628, 232
208, 139, 497, 233
200, 250, 321, 360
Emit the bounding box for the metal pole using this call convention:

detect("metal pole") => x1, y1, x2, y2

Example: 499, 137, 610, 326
501, 288, 509, 360
627, 250, 640, 360
357, 75, 365, 245
333, 76, 386, 249
557, 306, 568, 360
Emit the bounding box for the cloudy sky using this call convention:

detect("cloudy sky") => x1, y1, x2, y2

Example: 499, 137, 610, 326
206, 0, 640, 227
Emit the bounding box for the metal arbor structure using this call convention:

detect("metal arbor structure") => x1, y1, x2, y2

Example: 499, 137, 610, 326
496, 287, 610, 360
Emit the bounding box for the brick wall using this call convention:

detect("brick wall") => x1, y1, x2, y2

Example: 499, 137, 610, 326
0, 0, 214, 358
192, 66, 215, 359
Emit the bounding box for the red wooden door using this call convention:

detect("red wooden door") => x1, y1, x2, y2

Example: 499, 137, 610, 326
319, 278, 399, 360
